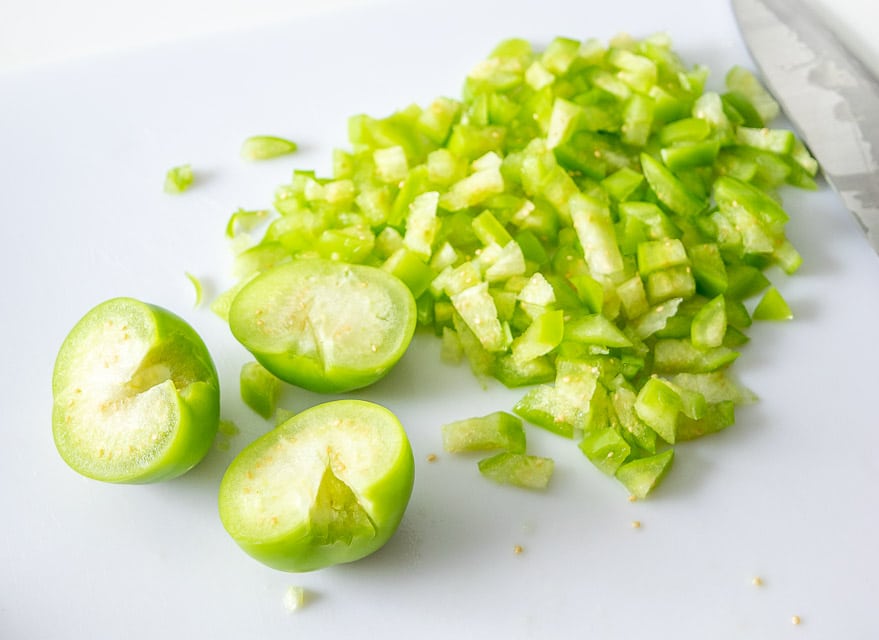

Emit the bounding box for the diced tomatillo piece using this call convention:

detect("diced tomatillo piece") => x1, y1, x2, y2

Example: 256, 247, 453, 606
752, 286, 793, 321
640, 153, 706, 217
477, 452, 554, 490
164, 164, 193, 194
442, 411, 526, 453
241, 135, 298, 160
690, 295, 727, 349
51, 297, 220, 483
653, 339, 739, 373
615, 448, 674, 499
228, 259, 417, 393
579, 427, 631, 476
218, 399, 414, 572
240, 361, 282, 419
676, 401, 736, 441
634, 377, 683, 444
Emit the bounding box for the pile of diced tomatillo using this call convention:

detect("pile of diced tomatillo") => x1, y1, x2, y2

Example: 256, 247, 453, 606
217, 33, 815, 500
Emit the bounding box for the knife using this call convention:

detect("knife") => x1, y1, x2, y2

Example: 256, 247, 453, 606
731, 0, 879, 254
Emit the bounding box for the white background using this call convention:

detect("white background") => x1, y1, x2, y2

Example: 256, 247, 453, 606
0, 0, 373, 70
3, 0, 879, 73
2, 1, 879, 639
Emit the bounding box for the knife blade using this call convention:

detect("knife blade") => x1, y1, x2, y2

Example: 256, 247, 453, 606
731, 0, 879, 254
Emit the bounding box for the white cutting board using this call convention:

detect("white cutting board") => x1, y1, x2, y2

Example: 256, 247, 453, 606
2, 1, 878, 638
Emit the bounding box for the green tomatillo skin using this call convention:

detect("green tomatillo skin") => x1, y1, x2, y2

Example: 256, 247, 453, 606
52, 297, 220, 483
218, 399, 415, 572
228, 258, 417, 393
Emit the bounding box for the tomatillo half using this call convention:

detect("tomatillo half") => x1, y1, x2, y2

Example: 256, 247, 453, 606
228, 258, 417, 393
218, 399, 415, 572
52, 297, 220, 483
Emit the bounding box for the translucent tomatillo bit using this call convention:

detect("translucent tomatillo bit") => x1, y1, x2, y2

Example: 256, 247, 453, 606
477, 452, 554, 490
228, 259, 417, 393
52, 297, 220, 483
615, 448, 675, 499
240, 361, 282, 419
218, 399, 414, 572
442, 411, 527, 454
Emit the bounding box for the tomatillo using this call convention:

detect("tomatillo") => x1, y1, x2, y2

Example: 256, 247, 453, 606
52, 297, 220, 483
228, 258, 417, 393
218, 399, 415, 572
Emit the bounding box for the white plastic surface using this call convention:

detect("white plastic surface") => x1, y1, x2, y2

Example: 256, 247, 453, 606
2, 1, 878, 638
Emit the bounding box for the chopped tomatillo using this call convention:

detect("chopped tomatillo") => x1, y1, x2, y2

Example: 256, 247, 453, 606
241, 135, 298, 160
240, 361, 282, 419
215, 32, 813, 498
164, 164, 193, 194
52, 297, 220, 483
218, 399, 414, 572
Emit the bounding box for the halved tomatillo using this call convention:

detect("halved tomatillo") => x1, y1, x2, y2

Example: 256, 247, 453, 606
52, 297, 220, 483
218, 399, 415, 572
227, 258, 417, 393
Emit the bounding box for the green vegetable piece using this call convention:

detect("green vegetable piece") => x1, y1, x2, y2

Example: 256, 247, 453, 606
402, 191, 439, 258
736, 126, 794, 155
185, 272, 204, 308
646, 265, 696, 304
417, 97, 462, 144
570, 193, 625, 276
215, 419, 240, 452
240, 361, 282, 419
241, 135, 298, 160
615, 449, 674, 499
218, 399, 414, 572
621, 93, 655, 147
452, 311, 497, 385
439, 165, 506, 212
229, 259, 417, 393
676, 401, 736, 441
442, 411, 527, 454
382, 248, 435, 298
477, 452, 555, 490
691, 295, 727, 349
721, 91, 764, 128
670, 371, 757, 405
725, 65, 780, 124
514, 385, 577, 438
52, 297, 220, 483
689, 243, 728, 297
660, 139, 720, 171
612, 387, 658, 454
640, 153, 706, 217
637, 238, 689, 276
510, 308, 565, 363
564, 313, 632, 348
579, 427, 631, 476
225, 208, 270, 238
659, 117, 711, 145
450, 282, 510, 352
472, 209, 513, 247
569, 274, 605, 313
634, 377, 682, 444
492, 353, 556, 388
546, 97, 585, 149
440, 326, 464, 364
164, 164, 193, 194
725, 263, 771, 300
653, 339, 739, 373
752, 286, 793, 321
